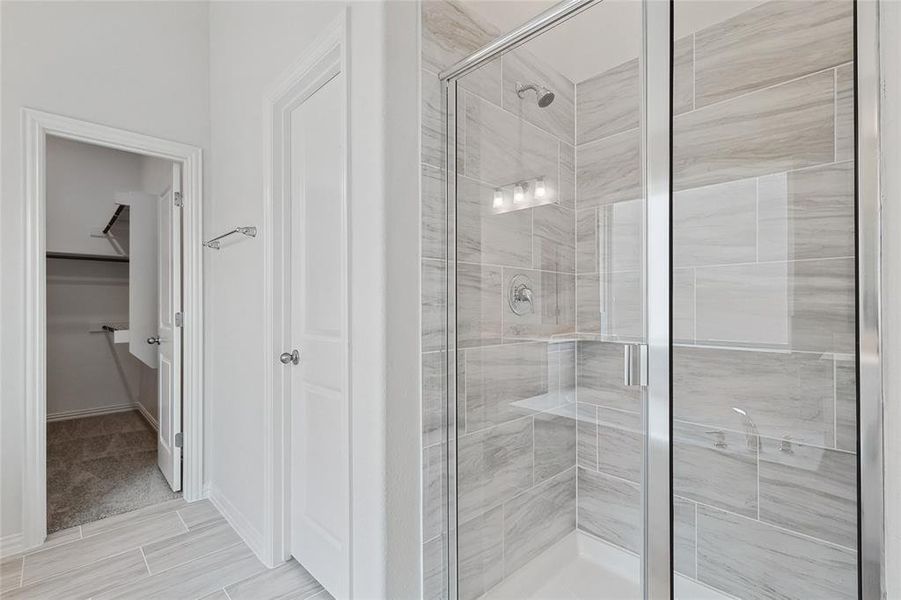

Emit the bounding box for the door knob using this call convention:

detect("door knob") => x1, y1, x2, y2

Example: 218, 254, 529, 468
280, 349, 300, 365
147, 336, 161, 345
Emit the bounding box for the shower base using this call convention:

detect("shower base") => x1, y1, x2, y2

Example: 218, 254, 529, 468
481, 530, 731, 600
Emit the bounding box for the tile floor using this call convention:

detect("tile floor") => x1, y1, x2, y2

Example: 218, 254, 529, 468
47, 411, 180, 532
0, 498, 330, 600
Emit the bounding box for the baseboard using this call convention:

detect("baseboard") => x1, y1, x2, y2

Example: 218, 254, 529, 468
46, 403, 138, 422
0, 532, 24, 560
133, 401, 159, 432
208, 484, 271, 567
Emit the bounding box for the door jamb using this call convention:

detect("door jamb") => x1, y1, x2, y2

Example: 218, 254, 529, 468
21, 108, 204, 550
261, 11, 350, 571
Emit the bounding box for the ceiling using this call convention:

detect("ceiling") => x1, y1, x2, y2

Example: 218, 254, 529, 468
462, 0, 767, 83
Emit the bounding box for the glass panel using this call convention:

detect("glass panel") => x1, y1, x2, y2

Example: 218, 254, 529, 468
671, 1, 858, 598
451, 2, 648, 597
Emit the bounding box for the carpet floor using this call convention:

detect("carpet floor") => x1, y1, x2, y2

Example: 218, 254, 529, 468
46, 410, 181, 533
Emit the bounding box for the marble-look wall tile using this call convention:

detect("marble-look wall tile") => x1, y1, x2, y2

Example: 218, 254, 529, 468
693, 0, 852, 107
601, 199, 643, 273
503, 469, 577, 576
533, 204, 575, 273
576, 402, 598, 470
457, 417, 533, 523
576, 467, 640, 553
596, 408, 643, 484
457, 263, 502, 348
673, 268, 695, 343
577, 341, 641, 412
559, 142, 575, 209
673, 346, 835, 447
502, 268, 575, 341
458, 506, 504, 600
835, 63, 854, 162
674, 70, 835, 191
789, 257, 855, 353
759, 439, 857, 548
576, 209, 598, 275
502, 49, 575, 145
422, 71, 444, 169
423, 535, 448, 600
462, 93, 559, 189
673, 421, 758, 518
576, 58, 639, 144
674, 497, 697, 578
673, 178, 757, 268
697, 505, 856, 600
422, 259, 448, 352
534, 412, 577, 483
673, 35, 694, 115
576, 128, 642, 208
834, 356, 857, 453
576, 271, 642, 340
422, 0, 500, 99
463, 342, 548, 432
423, 443, 447, 543
422, 164, 449, 261
423, 352, 447, 447
758, 162, 855, 261
457, 176, 532, 268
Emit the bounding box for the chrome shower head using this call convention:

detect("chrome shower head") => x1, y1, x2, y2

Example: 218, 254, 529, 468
516, 81, 555, 108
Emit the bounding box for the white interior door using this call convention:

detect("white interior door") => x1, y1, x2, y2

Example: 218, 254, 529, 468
288, 71, 350, 598
157, 163, 183, 491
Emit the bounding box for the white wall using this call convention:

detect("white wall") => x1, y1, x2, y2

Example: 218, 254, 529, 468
208, 2, 420, 594
0, 0, 210, 550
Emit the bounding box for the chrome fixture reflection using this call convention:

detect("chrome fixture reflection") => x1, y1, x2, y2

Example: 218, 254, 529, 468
515, 81, 555, 107
508, 274, 534, 316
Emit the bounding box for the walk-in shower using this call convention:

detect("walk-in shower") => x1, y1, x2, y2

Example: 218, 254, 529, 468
431, 0, 883, 598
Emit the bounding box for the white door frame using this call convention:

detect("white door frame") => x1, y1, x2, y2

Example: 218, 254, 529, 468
21, 108, 204, 550
261, 12, 349, 571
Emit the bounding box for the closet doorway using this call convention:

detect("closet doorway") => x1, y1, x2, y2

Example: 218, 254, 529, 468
21, 110, 204, 550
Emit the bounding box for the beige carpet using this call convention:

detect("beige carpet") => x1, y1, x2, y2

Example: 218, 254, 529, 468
47, 410, 181, 533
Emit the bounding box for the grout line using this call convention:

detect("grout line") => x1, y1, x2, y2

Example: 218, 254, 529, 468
139, 546, 152, 576
175, 510, 190, 532
223, 588, 234, 600
693, 501, 699, 580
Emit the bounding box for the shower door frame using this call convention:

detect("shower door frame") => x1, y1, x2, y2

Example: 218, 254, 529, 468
438, 0, 886, 598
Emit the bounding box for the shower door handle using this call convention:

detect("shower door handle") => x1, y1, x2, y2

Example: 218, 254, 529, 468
623, 344, 648, 387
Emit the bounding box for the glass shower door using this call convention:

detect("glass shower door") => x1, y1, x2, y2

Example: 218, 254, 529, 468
670, 1, 859, 598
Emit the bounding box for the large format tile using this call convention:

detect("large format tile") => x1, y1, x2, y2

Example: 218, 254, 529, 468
502, 48, 575, 144
576, 402, 598, 470
673, 346, 835, 447
143, 520, 241, 574
693, 0, 852, 107
422, 163, 448, 261
422, 259, 448, 352
423, 534, 448, 600
576, 128, 642, 208
225, 559, 324, 600
458, 506, 504, 600
758, 162, 855, 261
576, 208, 598, 274
559, 142, 575, 209
576, 58, 639, 145
576, 341, 641, 412
423, 351, 447, 447
534, 412, 577, 483
501, 268, 575, 341
423, 443, 447, 543
462, 93, 559, 189
96, 543, 266, 600
600, 199, 643, 273
22, 511, 185, 584
503, 469, 576, 576
576, 271, 642, 340
835, 63, 854, 162
7, 549, 148, 600
788, 257, 855, 353
1, 556, 23, 593
674, 498, 697, 579
79, 497, 186, 537
457, 262, 502, 348
532, 203, 575, 273
463, 342, 548, 432
673, 35, 694, 115
759, 439, 857, 549
576, 468, 640, 553
457, 417, 533, 522
697, 505, 856, 600
673, 268, 695, 343
596, 408, 643, 484
673, 421, 758, 518
674, 70, 835, 190
457, 176, 532, 267
673, 178, 757, 268
834, 356, 857, 453
176, 499, 222, 530
422, 70, 444, 169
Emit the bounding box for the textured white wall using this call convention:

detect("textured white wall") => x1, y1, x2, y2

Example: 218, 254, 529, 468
0, 0, 210, 548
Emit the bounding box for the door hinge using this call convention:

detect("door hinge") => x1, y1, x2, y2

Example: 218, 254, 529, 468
175, 432, 184, 448
174, 192, 183, 207
175, 312, 184, 327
